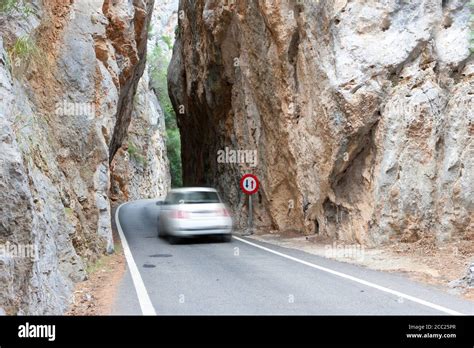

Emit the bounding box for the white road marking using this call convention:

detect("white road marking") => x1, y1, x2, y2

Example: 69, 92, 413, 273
115, 203, 157, 315
233, 236, 464, 315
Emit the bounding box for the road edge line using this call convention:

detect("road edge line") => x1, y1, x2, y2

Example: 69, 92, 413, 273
233, 236, 464, 315
115, 203, 157, 315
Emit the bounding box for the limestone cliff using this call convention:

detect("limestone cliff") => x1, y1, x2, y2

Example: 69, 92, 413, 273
169, 0, 473, 245
110, 0, 176, 201
0, 0, 169, 314
110, 69, 170, 202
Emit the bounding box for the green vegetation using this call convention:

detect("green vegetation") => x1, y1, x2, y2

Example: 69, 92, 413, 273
166, 128, 182, 187
127, 141, 139, 157
7, 34, 39, 74
471, 1, 474, 53
11, 112, 34, 153
12, 112, 32, 133
149, 38, 182, 187
86, 240, 122, 275
161, 35, 173, 50
2, 3, 38, 73
86, 255, 107, 275
128, 141, 146, 166
9, 35, 37, 59
0, 0, 35, 18
471, 23, 474, 53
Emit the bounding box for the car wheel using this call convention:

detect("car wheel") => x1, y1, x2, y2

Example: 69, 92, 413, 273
168, 235, 180, 245
221, 234, 232, 243
157, 220, 165, 238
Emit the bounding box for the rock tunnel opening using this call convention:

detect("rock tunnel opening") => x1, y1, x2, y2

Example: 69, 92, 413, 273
164, 0, 473, 244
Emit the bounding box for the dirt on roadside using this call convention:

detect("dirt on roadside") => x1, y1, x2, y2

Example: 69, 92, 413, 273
249, 230, 474, 301
66, 210, 126, 316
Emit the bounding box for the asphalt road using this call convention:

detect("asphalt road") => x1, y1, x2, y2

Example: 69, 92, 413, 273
112, 199, 474, 315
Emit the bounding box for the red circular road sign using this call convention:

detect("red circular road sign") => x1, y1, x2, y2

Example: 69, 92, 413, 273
240, 174, 259, 195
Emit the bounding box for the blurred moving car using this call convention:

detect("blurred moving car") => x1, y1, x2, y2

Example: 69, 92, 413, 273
157, 187, 233, 243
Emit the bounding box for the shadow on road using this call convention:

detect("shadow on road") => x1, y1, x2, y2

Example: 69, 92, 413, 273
159, 235, 232, 245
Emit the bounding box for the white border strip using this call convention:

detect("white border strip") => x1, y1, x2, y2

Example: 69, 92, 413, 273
115, 203, 157, 315
233, 236, 464, 315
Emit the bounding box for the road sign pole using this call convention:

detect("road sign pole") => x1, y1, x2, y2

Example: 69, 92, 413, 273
240, 174, 259, 236
248, 194, 253, 233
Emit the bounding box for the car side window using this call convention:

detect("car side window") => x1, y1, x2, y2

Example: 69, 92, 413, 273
165, 192, 185, 205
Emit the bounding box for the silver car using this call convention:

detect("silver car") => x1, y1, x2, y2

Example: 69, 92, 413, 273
157, 187, 233, 243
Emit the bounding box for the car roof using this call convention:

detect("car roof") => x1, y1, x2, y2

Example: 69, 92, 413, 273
168, 187, 218, 193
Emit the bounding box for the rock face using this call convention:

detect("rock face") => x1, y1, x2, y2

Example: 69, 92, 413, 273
110, 69, 171, 202
169, 0, 473, 245
110, 0, 176, 202
0, 0, 169, 314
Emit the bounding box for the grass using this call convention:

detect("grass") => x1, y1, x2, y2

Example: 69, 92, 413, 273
86, 253, 108, 275
127, 141, 139, 157
0, 0, 35, 18
85, 240, 123, 275
7, 35, 39, 74
127, 141, 147, 166
9, 35, 37, 59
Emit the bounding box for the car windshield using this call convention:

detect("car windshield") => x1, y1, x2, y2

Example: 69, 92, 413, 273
167, 191, 221, 204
